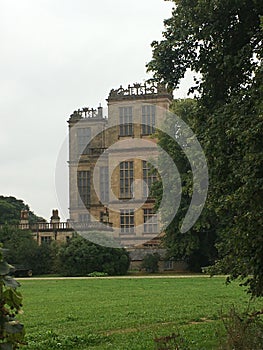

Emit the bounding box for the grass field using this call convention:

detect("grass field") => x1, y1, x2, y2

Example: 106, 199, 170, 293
17, 276, 261, 349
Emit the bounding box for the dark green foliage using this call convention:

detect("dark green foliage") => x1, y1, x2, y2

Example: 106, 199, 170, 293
153, 99, 218, 271
0, 226, 55, 276
0, 196, 45, 225
147, 0, 262, 105
58, 235, 130, 276
206, 80, 263, 295
0, 246, 26, 349
0, 195, 51, 275
141, 253, 160, 273
32, 243, 57, 276
0, 226, 38, 269
147, 1, 263, 296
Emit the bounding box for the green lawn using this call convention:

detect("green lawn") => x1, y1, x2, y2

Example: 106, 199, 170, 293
17, 277, 261, 349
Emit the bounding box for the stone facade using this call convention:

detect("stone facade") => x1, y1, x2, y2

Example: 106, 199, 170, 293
19, 209, 74, 245
68, 83, 173, 248
13, 83, 180, 270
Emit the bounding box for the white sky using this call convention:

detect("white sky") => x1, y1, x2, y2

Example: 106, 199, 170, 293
0, 0, 193, 221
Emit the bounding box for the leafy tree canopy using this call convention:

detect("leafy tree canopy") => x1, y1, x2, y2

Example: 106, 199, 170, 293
0, 195, 45, 225
58, 235, 130, 276
0, 225, 54, 275
141, 253, 160, 273
148, 1, 263, 296
148, 0, 262, 108
153, 99, 218, 271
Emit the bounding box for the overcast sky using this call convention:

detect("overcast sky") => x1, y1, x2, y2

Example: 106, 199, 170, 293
0, 0, 193, 221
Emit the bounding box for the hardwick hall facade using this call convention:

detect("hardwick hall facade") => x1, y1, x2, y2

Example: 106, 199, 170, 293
68, 82, 173, 248
14, 83, 188, 271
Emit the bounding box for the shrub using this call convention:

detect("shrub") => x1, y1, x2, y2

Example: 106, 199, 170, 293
58, 236, 130, 276
0, 246, 26, 349
141, 253, 160, 273
218, 306, 263, 350
0, 225, 56, 276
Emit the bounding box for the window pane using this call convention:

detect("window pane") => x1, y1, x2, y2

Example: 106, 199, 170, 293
119, 107, 133, 136
143, 208, 158, 233
120, 161, 134, 199
77, 128, 91, 154
120, 209, 135, 234
100, 166, 109, 202
141, 105, 156, 135
77, 171, 91, 207
142, 161, 157, 198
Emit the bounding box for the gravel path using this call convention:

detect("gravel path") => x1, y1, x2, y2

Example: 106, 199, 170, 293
17, 274, 214, 281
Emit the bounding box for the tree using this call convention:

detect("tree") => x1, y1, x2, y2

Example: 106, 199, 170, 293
0, 225, 55, 275
32, 242, 58, 275
153, 99, 218, 271
0, 196, 45, 225
58, 235, 130, 276
0, 225, 38, 267
147, 1, 263, 295
141, 253, 160, 273
147, 0, 262, 105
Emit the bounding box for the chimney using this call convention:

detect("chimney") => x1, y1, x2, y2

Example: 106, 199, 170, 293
50, 209, 60, 224
97, 104, 103, 118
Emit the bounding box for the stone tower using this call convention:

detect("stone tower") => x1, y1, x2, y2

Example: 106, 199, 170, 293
68, 82, 172, 247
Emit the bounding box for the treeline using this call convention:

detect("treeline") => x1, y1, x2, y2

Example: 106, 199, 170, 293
0, 196, 130, 276
148, 1, 262, 296
0, 225, 130, 276
0, 196, 45, 225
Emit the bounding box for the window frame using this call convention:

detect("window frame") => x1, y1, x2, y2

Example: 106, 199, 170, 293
119, 106, 133, 136
100, 166, 109, 203
142, 161, 158, 198
143, 208, 158, 234
77, 171, 91, 207
141, 105, 156, 135
120, 161, 134, 199
120, 209, 135, 234
41, 236, 52, 245
77, 127, 91, 155
78, 213, 90, 223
